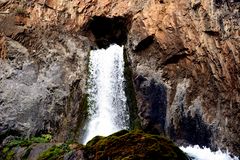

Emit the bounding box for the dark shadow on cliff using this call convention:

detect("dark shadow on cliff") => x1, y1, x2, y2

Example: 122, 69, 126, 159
0, 126, 22, 144
134, 76, 167, 134
133, 35, 154, 52
169, 112, 212, 148
83, 15, 132, 48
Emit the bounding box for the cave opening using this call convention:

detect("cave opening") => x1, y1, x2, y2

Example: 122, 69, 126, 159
85, 16, 131, 48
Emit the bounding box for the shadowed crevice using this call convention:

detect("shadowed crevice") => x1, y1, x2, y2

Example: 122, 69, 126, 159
85, 16, 132, 48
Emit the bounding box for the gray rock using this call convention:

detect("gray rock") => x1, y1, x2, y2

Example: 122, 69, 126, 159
0, 34, 90, 142
27, 143, 56, 160
64, 150, 85, 160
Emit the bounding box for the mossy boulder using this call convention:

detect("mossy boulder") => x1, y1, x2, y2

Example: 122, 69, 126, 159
0, 134, 52, 160
85, 130, 190, 160
0, 131, 189, 160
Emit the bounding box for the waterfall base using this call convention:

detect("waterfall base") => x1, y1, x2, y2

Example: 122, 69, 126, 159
180, 145, 239, 160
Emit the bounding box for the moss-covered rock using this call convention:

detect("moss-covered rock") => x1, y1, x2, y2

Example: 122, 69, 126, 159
0, 131, 189, 160
123, 49, 141, 130
37, 144, 70, 160
0, 134, 52, 160
85, 130, 190, 160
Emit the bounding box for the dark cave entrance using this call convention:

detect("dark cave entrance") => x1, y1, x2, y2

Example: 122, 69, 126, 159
85, 16, 131, 48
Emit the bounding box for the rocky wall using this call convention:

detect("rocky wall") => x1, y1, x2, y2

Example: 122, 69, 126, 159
0, 0, 239, 156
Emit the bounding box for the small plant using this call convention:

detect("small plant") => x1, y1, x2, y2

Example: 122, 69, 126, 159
31, 134, 52, 143
5, 150, 15, 160
15, 7, 26, 16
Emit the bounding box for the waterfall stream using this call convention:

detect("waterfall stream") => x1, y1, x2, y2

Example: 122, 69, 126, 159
82, 44, 238, 160
83, 44, 129, 144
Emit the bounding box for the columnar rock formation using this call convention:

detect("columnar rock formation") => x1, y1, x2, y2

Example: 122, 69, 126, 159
0, 0, 239, 156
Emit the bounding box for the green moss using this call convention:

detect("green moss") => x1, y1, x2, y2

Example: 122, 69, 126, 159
37, 144, 70, 160
2, 146, 10, 154
86, 136, 104, 147
85, 130, 189, 160
63, 50, 92, 142
8, 139, 28, 147
111, 129, 129, 137
31, 134, 52, 143
80, 93, 90, 119
73, 93, 89, 141
6, 150, 15, 160
0, 134, 52, 160
74, 50, 94, 141
15, 7, 26, 16
1, 131, 189, 160
6, 134, 52, 148
123, 48, 141, 130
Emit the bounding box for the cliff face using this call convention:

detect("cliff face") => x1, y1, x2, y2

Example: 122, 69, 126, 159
0, 0, 91, 141
126, 0, 240, 155
0, 0, 239, 156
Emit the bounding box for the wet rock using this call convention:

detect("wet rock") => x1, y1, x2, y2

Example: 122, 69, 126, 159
85, 130, 190, 160
134, 76, 167, 134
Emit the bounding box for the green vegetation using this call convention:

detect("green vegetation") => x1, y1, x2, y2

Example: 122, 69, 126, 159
66, 50, 92, 142
123, 48, 141, 130
0, 131, 189, 160
0, 134, 52, 160
15, 7, 26, 16
73, 50, 93, 142
31, 134, 52, 143
80, 93, 90, 122
37, 144, 70, 160
5, 150, 15, 160
85, 130, 190, 160
3, 134, 52, 150
73, 93, 89, 142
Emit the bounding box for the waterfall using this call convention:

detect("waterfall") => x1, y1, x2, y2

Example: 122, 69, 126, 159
82, 45, 239, 160
83, 44, 129, 144
180, 145, 239, 160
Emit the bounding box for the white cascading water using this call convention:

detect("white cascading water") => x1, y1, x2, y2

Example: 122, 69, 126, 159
180, 145, 239, 160
83, 44, 129, 144
82, 44, 239, 160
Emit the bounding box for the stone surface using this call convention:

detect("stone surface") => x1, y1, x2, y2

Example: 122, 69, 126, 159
0, 130, 189, 160
0, 0, 239, 156
26, 143, 56, 160
85, 130, 189, 160
0, 25, 90, 143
